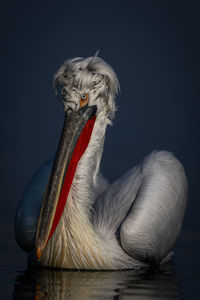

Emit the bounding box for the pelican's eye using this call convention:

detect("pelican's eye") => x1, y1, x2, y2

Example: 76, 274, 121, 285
80, 93, 89, 107
82, 94, 87, 100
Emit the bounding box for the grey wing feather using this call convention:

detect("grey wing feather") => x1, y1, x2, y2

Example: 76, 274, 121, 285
93, 151, 188, 264
92, 164, 142, 238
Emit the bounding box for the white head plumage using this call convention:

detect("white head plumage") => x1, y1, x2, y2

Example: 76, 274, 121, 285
53, 56, 120, 119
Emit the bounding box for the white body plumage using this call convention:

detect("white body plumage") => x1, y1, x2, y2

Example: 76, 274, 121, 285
15, 56, 188, 270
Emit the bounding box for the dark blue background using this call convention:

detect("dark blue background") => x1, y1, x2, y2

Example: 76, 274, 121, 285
0, 0, 200, 268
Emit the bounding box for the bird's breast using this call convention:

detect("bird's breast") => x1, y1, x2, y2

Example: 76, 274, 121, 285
39, 203, 113, 270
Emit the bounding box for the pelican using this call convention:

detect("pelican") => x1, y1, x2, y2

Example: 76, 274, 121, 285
15, 55, 188, 270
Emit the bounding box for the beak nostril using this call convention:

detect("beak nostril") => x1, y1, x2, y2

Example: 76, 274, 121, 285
80, 94, 89, 107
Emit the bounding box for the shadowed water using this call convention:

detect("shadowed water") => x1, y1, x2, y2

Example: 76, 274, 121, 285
1, 229, 200, 299
12, 267, 179, 300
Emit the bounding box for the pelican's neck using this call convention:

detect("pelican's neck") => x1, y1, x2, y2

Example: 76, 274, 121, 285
68, 113, 110, 214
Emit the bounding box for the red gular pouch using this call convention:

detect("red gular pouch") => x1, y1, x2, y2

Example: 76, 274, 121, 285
47, 115, 96, 242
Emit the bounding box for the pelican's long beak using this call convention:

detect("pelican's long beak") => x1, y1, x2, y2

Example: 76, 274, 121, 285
36, 105, 97, 259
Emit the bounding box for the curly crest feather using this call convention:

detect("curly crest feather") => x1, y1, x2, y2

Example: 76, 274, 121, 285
53, 56, 120, 119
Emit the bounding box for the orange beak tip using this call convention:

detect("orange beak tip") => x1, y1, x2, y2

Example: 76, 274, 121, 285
36, 247, 42, 260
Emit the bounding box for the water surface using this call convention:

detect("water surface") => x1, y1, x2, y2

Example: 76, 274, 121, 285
0, 228, 200, 299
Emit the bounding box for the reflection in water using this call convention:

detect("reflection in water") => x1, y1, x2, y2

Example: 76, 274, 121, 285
13, 266, 180, 299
